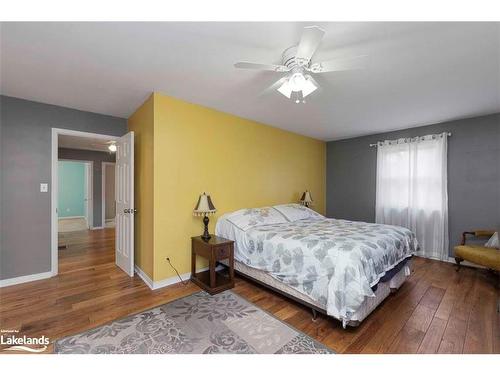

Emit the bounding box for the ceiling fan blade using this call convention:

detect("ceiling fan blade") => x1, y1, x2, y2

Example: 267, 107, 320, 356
234, 61, 289, 72
296, 26, 325, 65
308, 55, 367, 73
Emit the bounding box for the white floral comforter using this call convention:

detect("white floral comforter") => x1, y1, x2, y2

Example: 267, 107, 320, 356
222, 218, 418, 325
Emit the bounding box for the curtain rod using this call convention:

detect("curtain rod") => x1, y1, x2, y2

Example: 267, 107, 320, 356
369, 132, 452, 147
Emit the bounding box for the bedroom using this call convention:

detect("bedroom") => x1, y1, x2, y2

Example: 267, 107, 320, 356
0, 1, 499, 372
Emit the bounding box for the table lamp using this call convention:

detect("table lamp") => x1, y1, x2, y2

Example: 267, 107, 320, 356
193, 192, 217, 241
300, 190, 313, 207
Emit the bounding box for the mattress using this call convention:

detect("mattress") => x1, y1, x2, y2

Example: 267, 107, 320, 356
216, 213, 416, 326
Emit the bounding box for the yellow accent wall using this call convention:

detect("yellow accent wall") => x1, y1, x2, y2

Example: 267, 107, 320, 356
152, 93, 326, 281
127, 94, 155, 279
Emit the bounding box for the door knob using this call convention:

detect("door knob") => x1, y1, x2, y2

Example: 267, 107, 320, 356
124, 208, 129, 213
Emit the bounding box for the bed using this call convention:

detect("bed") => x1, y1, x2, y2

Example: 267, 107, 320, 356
215, 204, 418, 327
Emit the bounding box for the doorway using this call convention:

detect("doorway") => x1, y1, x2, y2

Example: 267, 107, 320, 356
57, 159, 93, 232
51, 128, 135, 277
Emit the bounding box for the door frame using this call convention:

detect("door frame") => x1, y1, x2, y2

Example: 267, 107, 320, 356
51, 128, 119, 276
58, 158, 94, 229
85, 162, 93, 229
101, 161, 116, 229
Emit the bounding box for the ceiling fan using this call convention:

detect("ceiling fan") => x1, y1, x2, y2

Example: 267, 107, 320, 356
91, 140, 117, 153
234, 26, 366, 103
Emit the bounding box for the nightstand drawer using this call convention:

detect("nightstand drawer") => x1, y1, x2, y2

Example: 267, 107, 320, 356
215, 244, 232, 260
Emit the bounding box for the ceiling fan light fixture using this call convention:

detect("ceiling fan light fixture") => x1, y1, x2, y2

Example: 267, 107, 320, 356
302, 76, 318, 98
277, 72, 317, 101
292, 91, 304, 104
288, 72, 306, 92
277, 79, 293, 98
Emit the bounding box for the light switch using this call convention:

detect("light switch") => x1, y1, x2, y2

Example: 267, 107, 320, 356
40, 183, 48, 193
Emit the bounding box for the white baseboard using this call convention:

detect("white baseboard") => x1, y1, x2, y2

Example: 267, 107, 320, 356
153, 270, 197, 290
0, 271, 53, 288
446, 256, 486, 269
58, 216, 85, 220
134, 264, 222, 290
91, 226, 104, 230
414, 253, 485, 270
134, 265, 154, 289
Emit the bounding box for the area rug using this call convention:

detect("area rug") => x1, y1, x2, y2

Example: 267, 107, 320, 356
55, 290, 332, 354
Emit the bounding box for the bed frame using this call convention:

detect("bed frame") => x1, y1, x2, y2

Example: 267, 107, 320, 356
218, 261, 362, 326
219, 258, 412, 327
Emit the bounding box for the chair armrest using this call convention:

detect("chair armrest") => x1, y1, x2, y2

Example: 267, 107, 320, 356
461, 230, 496, 245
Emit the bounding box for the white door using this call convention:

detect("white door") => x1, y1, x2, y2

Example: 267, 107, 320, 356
115, 131, 135, 276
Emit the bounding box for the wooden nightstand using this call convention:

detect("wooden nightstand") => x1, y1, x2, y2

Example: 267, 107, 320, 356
191, 236, 235, 294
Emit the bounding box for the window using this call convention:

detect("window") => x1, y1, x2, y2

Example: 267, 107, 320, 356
375, 133, 449, 260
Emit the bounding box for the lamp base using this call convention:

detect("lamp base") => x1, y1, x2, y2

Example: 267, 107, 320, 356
201, 215, 211, 241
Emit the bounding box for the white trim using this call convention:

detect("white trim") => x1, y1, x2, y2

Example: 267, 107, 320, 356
446, 256, 486, 269
134, 258, 483, 290
416, 254, 485, 269
153, 271, 202, 290
51, 128, 119, 277
85, 161, 93, 229
134, 265, 224, 290
91, 226, 104, 230
0, 271, 53, 288
134, 266, 154, 289
101, 161, 116, 229
58, 215, 86, 220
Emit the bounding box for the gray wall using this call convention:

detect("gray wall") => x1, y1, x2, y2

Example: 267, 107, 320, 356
326, 113, 500, 256
0, 95, 127, 280
58, 148, 115, 228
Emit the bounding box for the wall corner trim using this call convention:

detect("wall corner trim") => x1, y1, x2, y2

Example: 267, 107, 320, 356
0, 271, 53, 288
134, 265, 155, 289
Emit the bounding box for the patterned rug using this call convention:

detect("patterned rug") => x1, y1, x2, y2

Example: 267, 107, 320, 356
55, 290, 332, 354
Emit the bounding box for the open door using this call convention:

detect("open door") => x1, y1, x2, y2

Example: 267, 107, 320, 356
115, 131, 135, 276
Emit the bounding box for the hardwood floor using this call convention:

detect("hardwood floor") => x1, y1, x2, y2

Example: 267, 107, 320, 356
1, 228, 498, 354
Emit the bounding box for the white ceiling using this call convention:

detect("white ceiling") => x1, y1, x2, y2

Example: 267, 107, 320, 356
59, 134, 115, 153
1, 22, 499, 140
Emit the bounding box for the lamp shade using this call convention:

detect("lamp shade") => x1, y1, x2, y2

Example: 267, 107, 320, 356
193, 192, 217, 216
300, 190, 313, 205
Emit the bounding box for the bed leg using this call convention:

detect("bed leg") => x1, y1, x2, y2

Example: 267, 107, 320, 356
311, 308, 318, 322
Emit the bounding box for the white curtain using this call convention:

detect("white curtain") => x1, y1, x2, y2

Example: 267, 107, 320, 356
375, 133, 449, 260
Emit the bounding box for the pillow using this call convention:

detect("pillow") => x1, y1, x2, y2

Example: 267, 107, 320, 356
225, 207, 287, 231
485, 232, 499, 249
272, 203, 324, 222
